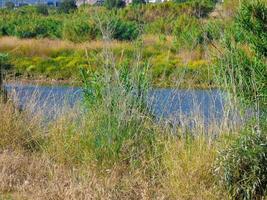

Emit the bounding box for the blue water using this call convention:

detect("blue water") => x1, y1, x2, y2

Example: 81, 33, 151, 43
4, 83, 226, 125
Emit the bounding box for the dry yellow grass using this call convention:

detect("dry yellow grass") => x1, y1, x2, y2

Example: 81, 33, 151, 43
0, 36, 131, 57
0, 151, 166, 199
0, 98, 226, 199
161, 137, 226, 200
0, 100, 42, 151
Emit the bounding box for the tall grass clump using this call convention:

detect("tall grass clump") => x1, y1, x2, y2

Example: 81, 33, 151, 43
80, 41, 160, 166
216, 0, 267, 111
214, 1, 267, 199
216, 44, 266, 109
236, 0, 267, 56
174, 14, 203, 49
162, 136, 225, 200
0, 101, 43, 152
44, 16, 162, 169
215, 126, 267, 200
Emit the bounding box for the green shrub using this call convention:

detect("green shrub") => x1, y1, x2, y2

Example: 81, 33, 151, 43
5, 1, 15, 9
174, 0, 216, 17
58, 0, 77, 13
80, 56, 156, 165
150, 52, 179, 78
203, 19, 226, 42
236, 0, 267, 56
62, 17, 98, 42
36, 4, 49, 16
104, 17, 140, 40
104, 0, 125, 9
119, 1, 213, 24
174, 14, 203, 49
0, 53, 11, 74
217, 43, 267, 108
145, 18, 174, 35
132, 0, 146, 5
14, 17, 62, 38
215, 129, 267, 199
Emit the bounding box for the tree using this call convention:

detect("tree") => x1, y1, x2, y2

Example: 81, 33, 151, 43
36, 4, 49, 16
236, 0, 267, 56
5, 1, 15, 9
58, 0, 77, 13
104, 0, 125, 9
131, 0, 146, 5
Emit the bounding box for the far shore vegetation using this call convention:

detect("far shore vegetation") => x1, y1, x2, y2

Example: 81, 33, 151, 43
1, 0, 225, 88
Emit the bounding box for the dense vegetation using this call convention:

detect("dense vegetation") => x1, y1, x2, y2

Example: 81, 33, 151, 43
0, 1, 219, 87
0, 1, 217, 41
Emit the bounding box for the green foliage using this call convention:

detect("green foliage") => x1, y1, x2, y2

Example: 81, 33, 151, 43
16, 17, 62, 38
217, 43, 267, 108
131, 0, 146, 5
216, 1, 267, 108
104, 0, 125, 9
0, 53, 10, 70
0, 1, 217, 41
36, 4, 49, 16
174, 0, 216, 17
145, 18, 174, 35
58, 0, 77, 13
203, 19, 226, 42
236, 0, 267, 56
215, 129, 267, 199
150, 52, 179, 78
62, 17, 99, 42
107, 17, 140, 40
5, 1, 15, 9
80, 54, 155, 165
174, 14, 203, 49
11, 51, 90, 79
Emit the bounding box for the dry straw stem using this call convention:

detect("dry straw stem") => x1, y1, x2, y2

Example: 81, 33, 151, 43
161, 136, 226, 200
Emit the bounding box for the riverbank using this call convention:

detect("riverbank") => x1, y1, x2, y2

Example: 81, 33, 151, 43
1, 90, 266, 199
0, 35, 215, 89
5, 78, 81, 87
0, 98, 227, 200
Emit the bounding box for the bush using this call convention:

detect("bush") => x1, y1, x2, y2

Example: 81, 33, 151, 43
104, 0, 125, 9
58, 0, 77, 13
132, 0, 146, 5
215, 1, 267, 109
217, 43, 267, 108
174, 14, 203, 48
236, 0, 267, 56
174, 0, 216, 17
36, 4, 49, 16
5, 1, 15, 9
215, 129, 267, 199
103, 17, 140, 40
63, 17, 99, 42
14, 17, 62, 38
145, 18, 174, 35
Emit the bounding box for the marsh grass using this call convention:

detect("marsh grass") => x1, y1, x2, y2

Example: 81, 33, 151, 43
0, 92, 228, 199
0, 100, 43, 152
